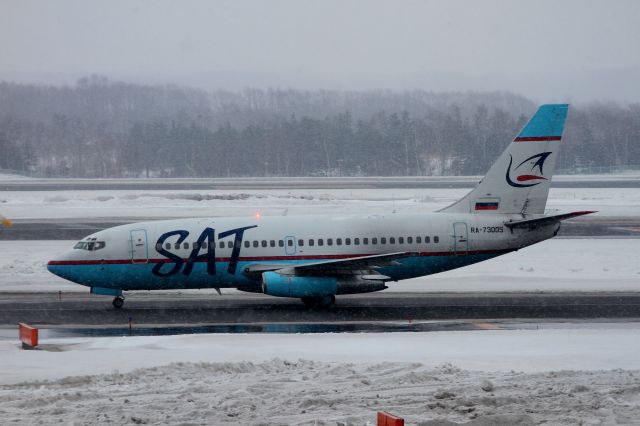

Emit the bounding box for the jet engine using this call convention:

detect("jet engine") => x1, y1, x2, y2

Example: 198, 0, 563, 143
262, 271, 337, 298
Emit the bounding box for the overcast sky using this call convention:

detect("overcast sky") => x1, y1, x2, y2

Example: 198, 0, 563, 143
1, 0, 639, 103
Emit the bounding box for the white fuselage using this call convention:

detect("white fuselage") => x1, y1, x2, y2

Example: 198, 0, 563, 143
47, 212, 558, 293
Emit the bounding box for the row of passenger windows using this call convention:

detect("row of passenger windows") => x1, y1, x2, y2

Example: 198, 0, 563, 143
157, 235, 439, 251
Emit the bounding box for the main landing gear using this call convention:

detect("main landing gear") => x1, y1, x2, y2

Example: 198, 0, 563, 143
112, 296, 125, 309
301, 295, 336, 309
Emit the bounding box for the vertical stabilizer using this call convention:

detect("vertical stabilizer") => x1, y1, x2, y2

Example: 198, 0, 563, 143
440, 104, 569, 215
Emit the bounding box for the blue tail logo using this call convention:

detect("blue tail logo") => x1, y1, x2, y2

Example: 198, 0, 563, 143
506, 152, 552, 188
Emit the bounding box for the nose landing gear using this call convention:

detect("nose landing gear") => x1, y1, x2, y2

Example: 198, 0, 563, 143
112, 296, 125, 309
90, 287, 125, 309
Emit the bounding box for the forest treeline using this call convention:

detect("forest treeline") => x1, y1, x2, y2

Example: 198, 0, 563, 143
1, 76, 639, 177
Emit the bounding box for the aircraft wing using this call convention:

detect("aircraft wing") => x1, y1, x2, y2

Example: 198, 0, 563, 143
504, 210, 596, 229
244, 251, 418, 278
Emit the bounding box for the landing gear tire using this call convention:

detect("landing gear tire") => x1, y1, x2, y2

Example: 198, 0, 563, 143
301, 295, 336, 309
112, 297, 124, 309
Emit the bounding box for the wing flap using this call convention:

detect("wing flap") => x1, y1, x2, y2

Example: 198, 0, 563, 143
244, 252, 418, 278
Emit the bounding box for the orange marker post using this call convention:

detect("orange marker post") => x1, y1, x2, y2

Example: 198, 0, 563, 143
377, 411, 404, 426
19, 323, 38, 349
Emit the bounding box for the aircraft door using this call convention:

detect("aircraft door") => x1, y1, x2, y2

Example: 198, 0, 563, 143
130, 229, 149, 263
284, 235, 297, 255
453, 222, 468, 255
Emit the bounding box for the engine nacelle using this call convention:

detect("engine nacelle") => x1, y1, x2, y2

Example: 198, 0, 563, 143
262, 272, 337, 298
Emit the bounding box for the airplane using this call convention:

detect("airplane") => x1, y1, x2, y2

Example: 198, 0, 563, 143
48, 104, 594, 309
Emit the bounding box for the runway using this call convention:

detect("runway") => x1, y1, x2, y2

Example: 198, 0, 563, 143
2, 292, 639, 331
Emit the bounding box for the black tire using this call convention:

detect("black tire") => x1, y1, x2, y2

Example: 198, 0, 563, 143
321, 294, 336, 308
112, 297, 124, 309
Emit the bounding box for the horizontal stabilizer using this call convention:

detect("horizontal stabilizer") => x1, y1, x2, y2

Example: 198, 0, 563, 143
504, 211, 596, 229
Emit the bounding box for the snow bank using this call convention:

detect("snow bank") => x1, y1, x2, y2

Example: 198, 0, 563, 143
3, 326, 640, 383
2, 239, 638, 293
1, 327, 639, 424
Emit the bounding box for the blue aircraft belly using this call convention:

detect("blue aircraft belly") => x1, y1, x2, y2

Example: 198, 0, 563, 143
48, 252, 503, 291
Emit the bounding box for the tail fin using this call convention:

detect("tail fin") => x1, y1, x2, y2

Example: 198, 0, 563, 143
440, 104, 569, 215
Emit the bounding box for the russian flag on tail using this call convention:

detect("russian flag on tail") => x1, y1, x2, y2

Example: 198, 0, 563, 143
474, 198, 500, 211
514, 104, 568, 142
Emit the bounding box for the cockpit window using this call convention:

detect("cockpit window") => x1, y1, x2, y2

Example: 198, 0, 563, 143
74, 241, 106, 251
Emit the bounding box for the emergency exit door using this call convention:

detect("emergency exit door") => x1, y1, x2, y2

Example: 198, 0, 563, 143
453, 222, 468, 255
130, 229, 149, 263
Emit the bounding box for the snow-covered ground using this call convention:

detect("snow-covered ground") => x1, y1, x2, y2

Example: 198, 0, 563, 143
1, 182, 639, 424
2, 238, 638, 294
0, 172, 31, 180
1, 326, 640, 424
1, 186, 639, 219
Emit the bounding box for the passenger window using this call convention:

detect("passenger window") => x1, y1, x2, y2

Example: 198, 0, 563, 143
270, 240, 276, 247
434, 236, 439, 243
228, 241, 233, 248
183, 243, 189, 250
156, 243, 162, 251
244, 241, 250, 248
262, 240, 267, 247
327, 238, 333, 246
398, 237, 403, 244
201, 242, 207, 249
219, 242, 225, 249
425, 236, 430, 243
298, 239, 304, 246
253, 241, 259, 248
287, 239, 293, 246
309, 239, 314, 246
407, 236, 413, 244
193, 242, 200, 250
363, 238, 368, 245
174, 243, 180, 250
337, 238, 342, 245
416, 236, 422, 244
345, 238, 351, 245
235, 240, 241, 249
381, 237, 386, 244
372, 238, 377, 245
279, 240, 284, 247
318, 239, 324, 246
354, 238, 360, 245
165, 243, 171, 250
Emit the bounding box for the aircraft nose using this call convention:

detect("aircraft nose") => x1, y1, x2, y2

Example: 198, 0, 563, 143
47, 256, 64, 277
47, 251, 75, 279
